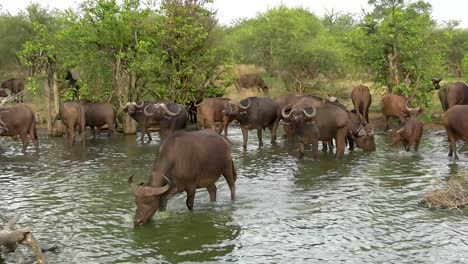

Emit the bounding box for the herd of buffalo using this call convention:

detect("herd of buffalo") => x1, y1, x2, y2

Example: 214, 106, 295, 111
1, 77, 468, 225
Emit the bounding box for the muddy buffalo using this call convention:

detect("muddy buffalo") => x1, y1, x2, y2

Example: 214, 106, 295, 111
57, 101, 86, 145
122, 102, 159, 143
351, 85, 372, 123
224, 97, 280, 148
0, 105, 38, 153
129, 129, 236, 225
195, 98, 233, 135
442, 105, 468, 159
143, 102, 187, 141
82, 102, 117, 138
0, 78, 25, 103
433, 79, 468, 111
390, 117, 423, 152
281, 98, 320, 159
380, 94, 422, 131
235, 74, 269, 93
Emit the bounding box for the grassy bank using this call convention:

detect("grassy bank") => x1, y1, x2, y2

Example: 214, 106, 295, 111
421, 171, 468, 209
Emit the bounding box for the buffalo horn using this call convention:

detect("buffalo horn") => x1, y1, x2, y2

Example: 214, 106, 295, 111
281, 104, 292, 119
160, 103, 181, 116
303, 106, 317, 119
135, 101, 144, 108
144, 183, 170, 196
143, 104, 154, 116
238, 98, 251, 110
120, 101, 132, 109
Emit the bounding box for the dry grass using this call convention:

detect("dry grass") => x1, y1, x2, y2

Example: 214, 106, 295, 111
421, 172, 468, 209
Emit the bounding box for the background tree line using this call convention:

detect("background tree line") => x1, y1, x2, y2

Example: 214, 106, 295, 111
0, 0, 467, 134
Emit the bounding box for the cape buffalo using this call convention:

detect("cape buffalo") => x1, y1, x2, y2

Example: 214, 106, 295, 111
381, 94, 422, 131
122, 101, 159, 143
129, 129, 236, 226
351, 85, 372, 123
143, 102, 187, 141
434, 80, 468, 111
0, 78, 25, 103
276, 95, 305, 138
224, 97, 280, 148
442, 105, 468, 159
0, 105, 38, 153
57, 101, 86, 145
390, 117, 423, 152
346, 109, 376, 152
235, 74, 269, 93
281, 99, 319, 160
82, 102, 117, 138
195, 97, 233, 135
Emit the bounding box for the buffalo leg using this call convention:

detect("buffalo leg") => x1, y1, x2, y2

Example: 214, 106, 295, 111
223, 160, 236, 201
20, 134, 29, 153
107, 121, 117, 137
299, 142, 305, 160
414, 140, 420, 152
91, 126, 96, 139
348, 136, 355, 151
69, 126, 75, 146
207, 184, 217, 202
270, 118, 280, 143
312, 140, 319, 160
449, 136, 458, 159
384, 115, 389, 131
207, 118, 216, 133
335, 129, 347, 159
185, 188, 196, 210
322, 142, 328, 152
257, 128, 263, 147
241, 126, 249, 149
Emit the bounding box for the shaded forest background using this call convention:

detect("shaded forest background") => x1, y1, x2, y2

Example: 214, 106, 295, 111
1, 0, 467, 134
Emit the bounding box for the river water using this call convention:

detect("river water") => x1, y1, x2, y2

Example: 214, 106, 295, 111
1, 126, 468, 263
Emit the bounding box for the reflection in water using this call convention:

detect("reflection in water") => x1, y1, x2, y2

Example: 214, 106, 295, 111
1, 126, 468, 263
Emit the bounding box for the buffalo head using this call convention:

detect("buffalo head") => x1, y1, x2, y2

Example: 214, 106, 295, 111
403, 100, 423, 117
281, 104, 317, 127
144, 103, 181, 120
121, 101, 144, 115
351, 125, 376, 151
224, 98, 251, 118
390, 127, 406, 146
129, 175, 171, 226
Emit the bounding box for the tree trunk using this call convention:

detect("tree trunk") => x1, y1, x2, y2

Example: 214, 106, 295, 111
43, 77, 53, 136
52, 71, 63, 136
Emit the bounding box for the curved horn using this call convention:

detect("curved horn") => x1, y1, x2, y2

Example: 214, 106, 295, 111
405, 100, 413, 112
143, 183, 170, 196
120, 101, 132, 109
238, 98, 251, 110
143, 105, 154, 116
135, 101, 144, 108
194, 101, 202, 107
303, 106, 317, 118
160, 103, 181, 116
281, 104, 292, 119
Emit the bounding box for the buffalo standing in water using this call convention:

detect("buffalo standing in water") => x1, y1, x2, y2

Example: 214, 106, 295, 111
195, 97, 233, 135
224, 97, 280, 148
0, 78, 25, 103
0, 105, 39, 153
143, 102, 187, 141
81, 102, 117, 138
122, 101, 159, 143
390, 117, 423, 152
57, 101, 86, 145
129, 129, 237, 226
442, 105, 468, 160
380, 94, 422, 131
351, 85, 372, 124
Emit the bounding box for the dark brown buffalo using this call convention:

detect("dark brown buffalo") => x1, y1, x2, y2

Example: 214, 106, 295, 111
82, 102, 117, 138
276, 95, 305, 138
351, 85, 372, 123
281, 98, 319, 159
122, 102, 159, 143
129, 129, 236, 225
434, 81, 468, 111
0, 105, 38, 153
195, 98, 233, 135
143, 102, 187, 141
380, 94, 422, 131
224, 97, 280, 148
442, 105, 468, 159
235, 74, 269, 93
0, 78, 25, 103
390, 117, 423, 151
346, 109, 376, 152
57, 101, 86, 145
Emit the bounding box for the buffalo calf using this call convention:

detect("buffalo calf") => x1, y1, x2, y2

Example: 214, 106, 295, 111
390, 117, 423, 151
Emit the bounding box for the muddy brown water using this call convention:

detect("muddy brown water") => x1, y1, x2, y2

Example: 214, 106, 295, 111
1, 126, 468, 263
